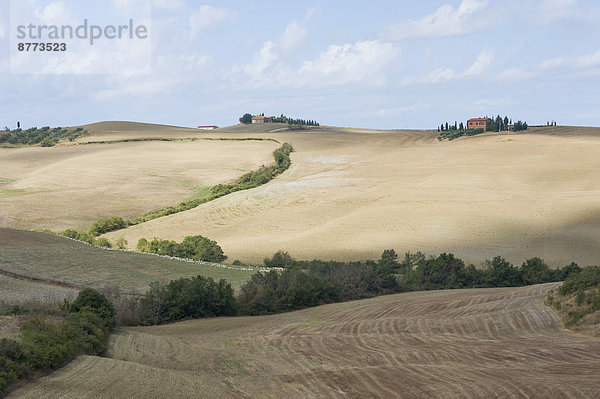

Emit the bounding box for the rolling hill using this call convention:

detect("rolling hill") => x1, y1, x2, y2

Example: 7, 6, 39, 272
9, 283, 600, 398
103, 124, 600, 267
0, 229, 255, 293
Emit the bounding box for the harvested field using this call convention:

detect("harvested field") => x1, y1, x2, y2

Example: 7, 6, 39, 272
0, 229, 255, 293
10, 283, 600, 398
0, 274, 77, 304
4, 121, 600, 266
0, 124, 277, 231
105, 124, 600, 267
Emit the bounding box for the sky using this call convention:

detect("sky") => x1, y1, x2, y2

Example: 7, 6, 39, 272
1, 0, 600, 129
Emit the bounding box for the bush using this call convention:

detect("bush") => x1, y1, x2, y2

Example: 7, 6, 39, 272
94, 237, 112, 248
0, 289, 114, 394
69, 288, 116, 330
558, 266, 600, 296
40, 138, 57, 147
115, 237, 128, 249
138, 276, 236, 325
136, 238, 149, 252
89, 216, 127, 236
135, 235, 226, 262
264, 251, 294, 268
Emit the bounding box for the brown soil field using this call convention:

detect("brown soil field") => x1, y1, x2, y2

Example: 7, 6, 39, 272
9, 283, 600, 398
0, 123, 277, 231
0, 229, 255, 293
102, 124, 600, 267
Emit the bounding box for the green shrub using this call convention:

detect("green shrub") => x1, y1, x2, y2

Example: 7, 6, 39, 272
94, 237, 112, 248
69, 288, 116, 330
136, 238, 149, 252
89, 216, 127, 236
139, 277, 236, 325
115, 238, 128, 249
135, 235, 226, 262
264, 251, 294, 268
559, 266, 600, 296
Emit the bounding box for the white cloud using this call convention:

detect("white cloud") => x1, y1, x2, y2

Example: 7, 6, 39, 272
231, 19, 309, 82
496, 67, 537, 82
112, 0, 149, 17
376, 103, 430, 117
279, 21, 307, 52
401, 48, 492, 85
0, 21, 5, 40
189, 5, 230, 38
473, 98, 519, 108
538, 0, 578, 21
493, 50, 600, 83
92, 52, 211, 100
299, 40, 399, 84
152, 0, 185, 12
401, 67, 455, 85
539, 51, 600, 70
235, 40, 278, 76
305, 6, 319, 19
34, 1, 74, 25
385, 0, 489, 40
465, 48, 494, 75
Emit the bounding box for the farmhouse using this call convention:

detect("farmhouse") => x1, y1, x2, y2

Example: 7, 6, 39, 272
252, 116, 271, 124
197, 125, 219, 130
467, 117, 492, 131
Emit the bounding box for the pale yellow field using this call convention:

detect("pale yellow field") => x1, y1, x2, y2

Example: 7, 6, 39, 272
9, 283, 600, 398
103, 124, 600, 267
0, 125, 278, 231
3, 121, 600, 266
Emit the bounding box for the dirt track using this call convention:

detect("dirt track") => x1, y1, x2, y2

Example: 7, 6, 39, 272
10, 283, 600, 398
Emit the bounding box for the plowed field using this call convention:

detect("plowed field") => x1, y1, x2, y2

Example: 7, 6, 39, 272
10, 283, 600, 398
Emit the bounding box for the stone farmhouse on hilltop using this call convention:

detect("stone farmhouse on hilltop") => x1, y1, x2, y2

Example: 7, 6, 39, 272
252, 116, 271, 124
467, 117, 493, 131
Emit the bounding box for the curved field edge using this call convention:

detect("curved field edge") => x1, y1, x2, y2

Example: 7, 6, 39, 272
87, 142, 293, 236
74, 136, 280, 145
9, 283, 600, 398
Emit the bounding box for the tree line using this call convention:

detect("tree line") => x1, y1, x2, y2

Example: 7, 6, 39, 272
239, 113, 320, 126
111, 249, 593, 325
0, 126, 87, 147
58, 143, 293, 242
3, 249, 596, 392
136, 235, 226, 263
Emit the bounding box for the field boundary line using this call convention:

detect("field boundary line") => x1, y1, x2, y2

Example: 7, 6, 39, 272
75, 137, 280, 145
32, 231, 283, 273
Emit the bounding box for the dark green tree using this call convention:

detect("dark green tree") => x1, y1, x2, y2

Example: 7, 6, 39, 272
239, 113, 253, 124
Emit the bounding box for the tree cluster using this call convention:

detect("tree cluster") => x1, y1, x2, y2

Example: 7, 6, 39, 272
438, 115, 528, 140
0, 126, 87, 147
136, 235, 227, 262
137, 276, 236, 325
238, 113, 320, 126
512, 120, 528, 131
271, 114, 320, 126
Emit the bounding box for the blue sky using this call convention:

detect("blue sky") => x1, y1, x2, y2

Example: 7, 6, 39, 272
1, 0, 599, 129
